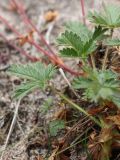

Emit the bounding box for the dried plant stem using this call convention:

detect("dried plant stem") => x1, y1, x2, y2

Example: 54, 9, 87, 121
90, 54, 96, 69
59, 68, 80, 98
0, 99, 21, 160
56, 135, 89, 156
102, 47, 109, 70
60, 94, 101, 127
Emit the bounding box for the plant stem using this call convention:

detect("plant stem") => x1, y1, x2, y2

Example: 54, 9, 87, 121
11, 0, 55, 55
91, 0, 94, 9
0, 15, 82, 76
80, 0, 86, 25
59, 68, 80, 98
90, 54, 96, 69
110, 29, 114, 37
0, 33, 39, 62
60, 93, 101, 127
56, 136, 89, 156
102, 47, 109, 70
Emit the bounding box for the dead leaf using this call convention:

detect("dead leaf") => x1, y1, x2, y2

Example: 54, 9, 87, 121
99, 127, 112, 143
90, 131, 97, 140
107, 114, 120, 129
88, 107, 104, 115
18, 30, 34, 46
35, 155, 44, 160
44, 10, 59, 22
48, 147, 59, 160
54, 107, 67, 120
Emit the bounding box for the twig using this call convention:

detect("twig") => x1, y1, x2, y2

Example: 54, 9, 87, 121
0, 99, 21, 160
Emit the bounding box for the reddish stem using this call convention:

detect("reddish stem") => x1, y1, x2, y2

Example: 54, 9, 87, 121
0, 15, 20, 36
80, 0, 86, 25
91, 0, 94, 9
11, 0, 85, 76
0, 16, 39, 61
0, 33, 39, 62
11, 0, 56, 56
0, 15, 82, 76
30, 40, 83, 76
11, 0, 84, 76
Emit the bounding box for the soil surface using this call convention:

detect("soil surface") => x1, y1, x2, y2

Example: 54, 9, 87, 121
0, 0, 120, 160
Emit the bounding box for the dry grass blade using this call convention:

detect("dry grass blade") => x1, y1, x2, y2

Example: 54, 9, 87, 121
0, 99, 21, 160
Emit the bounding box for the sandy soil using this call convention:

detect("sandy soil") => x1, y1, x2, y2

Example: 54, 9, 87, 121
0, 0, 120, 160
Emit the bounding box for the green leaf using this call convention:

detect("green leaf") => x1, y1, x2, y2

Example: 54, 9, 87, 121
73, 68, 120, 107
65, 21, 92, 42
49, 120, 65, 136
40, 98, 53, 114
8, 62, 56, 99
88, 4, 120, 28
57, 22, 107, 58
58, 31, 84, 52
13, 81, 38, 99
104, 39, 120, 46
60, 48, 79, 57
92, 26, 108, 41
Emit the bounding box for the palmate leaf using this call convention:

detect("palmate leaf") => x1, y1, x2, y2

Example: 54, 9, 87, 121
40, 98, 52, 114
65, 21, 92, 42
57, 22, 107, 58
88, 4, 120, 28
8, 62, 56, 99
49, 120, 65, 136
13, 81, 38, 99
73, 68, 120, 108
